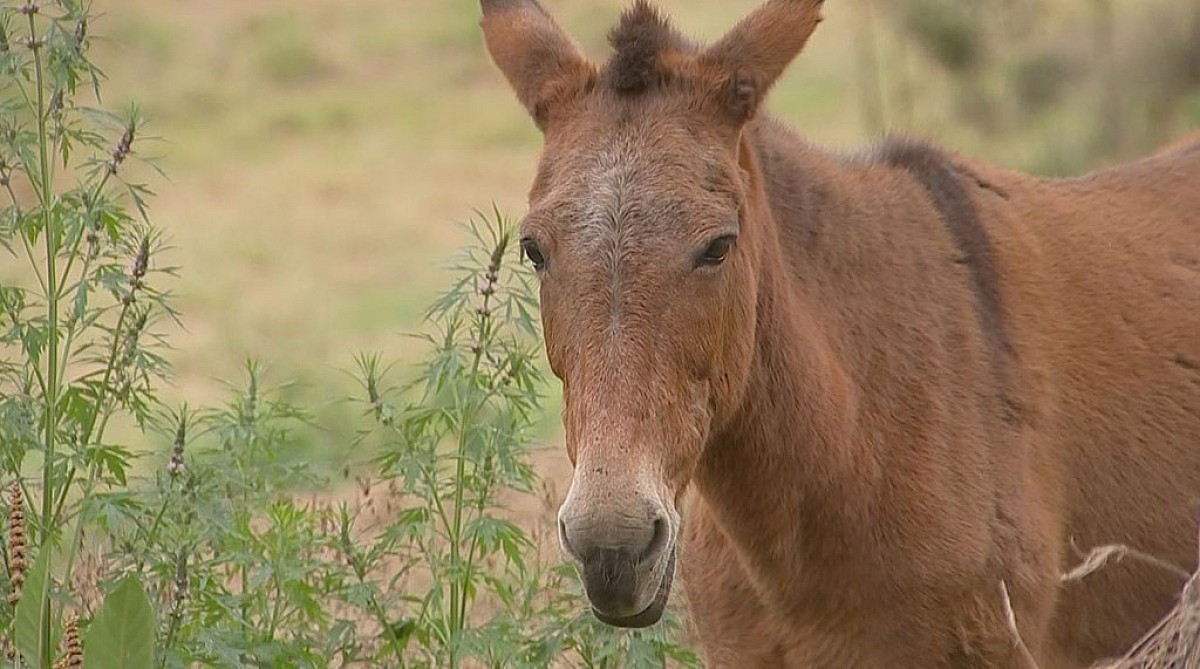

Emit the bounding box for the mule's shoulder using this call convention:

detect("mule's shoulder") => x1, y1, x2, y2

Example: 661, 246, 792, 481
868, 137, 1015, 384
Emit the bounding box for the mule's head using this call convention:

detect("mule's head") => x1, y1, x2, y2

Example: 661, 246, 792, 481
480, 0, 824, 627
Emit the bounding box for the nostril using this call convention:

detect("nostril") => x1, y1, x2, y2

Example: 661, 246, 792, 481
640, 515, 670, 564
559, 517, 579, 560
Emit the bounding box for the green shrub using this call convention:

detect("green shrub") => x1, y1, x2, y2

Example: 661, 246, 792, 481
1, 3, 699, 666
83, 215, 700, 668
1, 0, 170, 665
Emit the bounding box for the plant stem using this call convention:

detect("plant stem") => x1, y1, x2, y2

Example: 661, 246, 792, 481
133, 487, 172, 575
29, 7, 60, 667
59, 457, 98, 592
55, 171, 113, 301
266, 578, 283, 642
56, 294, 134, 596
358, 569, 405, 667
448, 334, 486, 669
50, 296, 131, 529
458, 462, 497, 634
241, 368, 256, 647
3, 179, 49, 400
12, 209, 51, 301
449, 236, 508, 663
53, 119, 128, 397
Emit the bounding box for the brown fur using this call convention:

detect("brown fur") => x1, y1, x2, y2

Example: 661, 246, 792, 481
479, 1, 1200, 666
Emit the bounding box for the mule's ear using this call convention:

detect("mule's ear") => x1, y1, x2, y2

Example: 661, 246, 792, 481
481, 0, 595, 131
700, 0, 825, 122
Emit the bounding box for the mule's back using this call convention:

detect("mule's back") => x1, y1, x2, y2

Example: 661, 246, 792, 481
979, 136, 1200, 660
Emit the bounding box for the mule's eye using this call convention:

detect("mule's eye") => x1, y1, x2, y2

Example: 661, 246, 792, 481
697, 235, 737, 268
521, 237, 546, 271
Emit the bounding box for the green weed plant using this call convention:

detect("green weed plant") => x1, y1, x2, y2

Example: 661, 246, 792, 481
0, 2, 699, 667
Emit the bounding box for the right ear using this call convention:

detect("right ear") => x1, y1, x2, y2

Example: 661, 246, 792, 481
481, 0, 595, 131
698, 0, 825, 124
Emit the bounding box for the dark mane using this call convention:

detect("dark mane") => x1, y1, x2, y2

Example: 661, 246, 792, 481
874, 137, 1022, 422
603, 0, 693, 93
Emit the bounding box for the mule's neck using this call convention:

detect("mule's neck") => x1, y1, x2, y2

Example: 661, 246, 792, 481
693, 111, 1017, 605
693, 118, 891, 588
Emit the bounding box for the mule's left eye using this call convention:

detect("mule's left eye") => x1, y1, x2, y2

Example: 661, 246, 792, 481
521, 237, 546, 271
697, 235, 737, 268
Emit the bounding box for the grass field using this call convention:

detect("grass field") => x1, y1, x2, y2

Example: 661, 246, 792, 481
70, 0, 1200, 464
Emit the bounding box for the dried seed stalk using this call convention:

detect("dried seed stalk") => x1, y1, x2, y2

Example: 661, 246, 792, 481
7, 482, 27, 607
54, 612, 83, 669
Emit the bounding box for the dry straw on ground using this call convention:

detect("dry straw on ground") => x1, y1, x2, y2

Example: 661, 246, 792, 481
1090, 563, 1200, 669
1004, 531, 1200, 669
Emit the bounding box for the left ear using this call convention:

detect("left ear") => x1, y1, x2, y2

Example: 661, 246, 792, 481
698, 0, 826, 123
480, 0, 596, 131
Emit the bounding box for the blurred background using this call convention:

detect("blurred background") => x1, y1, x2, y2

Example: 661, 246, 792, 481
87, 0, 1200, 466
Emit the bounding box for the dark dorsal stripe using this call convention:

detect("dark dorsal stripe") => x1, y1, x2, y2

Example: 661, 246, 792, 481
876, 140, 1018, 419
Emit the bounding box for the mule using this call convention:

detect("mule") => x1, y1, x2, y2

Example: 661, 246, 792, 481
478, 0, 1200, 666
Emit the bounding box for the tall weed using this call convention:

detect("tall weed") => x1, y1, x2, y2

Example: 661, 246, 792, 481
0, 2, 699, 667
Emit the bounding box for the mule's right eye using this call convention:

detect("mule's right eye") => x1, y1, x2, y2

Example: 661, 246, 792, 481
521, 237, 547, 271
696, 234, 737, 268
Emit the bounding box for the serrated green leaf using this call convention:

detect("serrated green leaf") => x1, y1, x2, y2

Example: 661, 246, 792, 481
83, 576, 157, 669
14, 546, 52, 668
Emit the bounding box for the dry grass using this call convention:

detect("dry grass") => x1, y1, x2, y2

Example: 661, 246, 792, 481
999, 533, 1200, 669
1087, 543, 1200, 669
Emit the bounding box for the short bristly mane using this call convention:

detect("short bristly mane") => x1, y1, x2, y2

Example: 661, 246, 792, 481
603, 0, 695, 93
